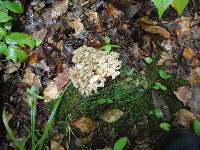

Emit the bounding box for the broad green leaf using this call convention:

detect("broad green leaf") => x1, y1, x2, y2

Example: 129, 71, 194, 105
6, 32, 36, 48
97, 99, 107, 105
154, 107, 163, 118
114, 137, 128, 150
144, 57, 153, 64
1, 1, 24, 13
151, 0, 174, 19
160, 122, 171, 131
102, 44, 112, 52
173, 0, 188, 16
7, 45, 27, 63
4, 21, 12, 30
103, 36, 111, 44
0, 11, 12, 22
0, 42, 9, 56
194, 119, 200, 136
0, 27, 6, 40
159, 70, 171, 79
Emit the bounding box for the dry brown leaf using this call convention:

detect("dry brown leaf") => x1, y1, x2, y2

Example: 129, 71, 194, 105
23, 67, 36, 86
175, 109, 196, 128
174, 86, 192, 105
75, 133, 94, 147
187, 67, 200, 84
106, 4, 124, 18
43, 80, 59, 102
71, 117, 97, 133
68, 18, 85, 36
175, 17, 191, 39
51, 140, 65, 150
144, 25, 171, 39
137, 17, 157, 26
26, 52, 38, 65
100, 109, 124, 123
54, 65, 70, 91
183, 47, 196, 59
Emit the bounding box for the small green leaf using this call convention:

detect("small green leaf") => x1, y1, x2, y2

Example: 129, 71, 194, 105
107, 99, 113, 104
111, 44, 120, 48
194, 119, 200, 136
0, 42, 9, 56
160, 122, 171, 131
154, 107, 163, 118
0, 11, 12, 22
7, 45, 27, 63
4, 21, 12, 30
159, 69, 171, 79
173, 0, 188, 16
153, 82, 167, 91
151, 0, 174, 19
0, 27, 6, 40
6, 32, 36, 48
102, 44, 112, 52
97, 99, 107, 105
1, 0, 24, 13
103, 36, 111, 44
144, 57, 153, 64
114, 137, 128, 150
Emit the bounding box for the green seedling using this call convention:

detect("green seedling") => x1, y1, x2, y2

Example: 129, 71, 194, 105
144, 57, 153, 64
151, 0, 189, 19
194, 119, 200, 136
149, 107, 164, 118
101, 35, 120, 53
159, 69, 171, 80
97, 137, 128, 150
153, 82, 167, 91
160, 122, 171, 131
97, 98, 113, 105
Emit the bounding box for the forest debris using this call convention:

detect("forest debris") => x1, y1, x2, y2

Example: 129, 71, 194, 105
160, 40, 172, 51
175, 109, 196, 128
100, 109, 124, 123
138, 17, 170, 39
106, 3, 124, 18
70, 45, 122, 96
32, 28, 47, 43
174, 86, 192, 105
71, 117, 97, 133
43, 80, 59, 102
75, 133, 94, 147
187, 67, 200, 84
175, 17, 191, 39
183, 47, 196, 59
51, 140, 65, 150
23, 67, 36, 86
4, 62, 20, 74
26, 52, 38, 65
68, 18, 85, 36
55, 65, 70, 91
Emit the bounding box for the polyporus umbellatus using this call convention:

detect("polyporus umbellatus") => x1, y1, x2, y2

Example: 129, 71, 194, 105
69, 45, 122, 96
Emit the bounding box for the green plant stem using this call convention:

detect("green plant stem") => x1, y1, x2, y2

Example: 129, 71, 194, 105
3, 108, 25, 150
31, 98, 36, 150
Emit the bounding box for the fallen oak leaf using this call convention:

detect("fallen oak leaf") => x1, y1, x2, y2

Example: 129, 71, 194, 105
100, 109, 124, 123
71, 117, 97, 134
175, 109, 196, 128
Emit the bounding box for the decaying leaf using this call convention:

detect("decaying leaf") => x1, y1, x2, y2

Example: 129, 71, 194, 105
75, 133, 94, 147
55, 65, 70, 91
85, 11, 102, 32
23, 67, 36, 86
43, 80, 59, 102
51, 140, 65, 150
71, 117, 97, 133
68, 18, 85, 36
175, 109, 196, 128
26, 52, 38, 65
100, 109, 124, 123
183, 47, 196, 59
187, 67, 200, 84
174, 86, 192, 105
175, 17, 191, 39
106, 3, 124, 18
138, 17, 171, 39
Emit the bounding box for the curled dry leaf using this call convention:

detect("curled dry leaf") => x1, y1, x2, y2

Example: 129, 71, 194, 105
51, 140, 65, 150
43, 80, 59, 102
175, 109, 196, 128
75, 133, 94, 147
55, 65, 70, 91
71, 117, 97, 133
100, 109, 124, 123
68, 18, 85, 36
174, 86, 192, 105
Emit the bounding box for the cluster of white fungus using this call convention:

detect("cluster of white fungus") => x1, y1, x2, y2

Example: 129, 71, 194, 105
69, 45, 122, 96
